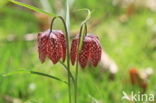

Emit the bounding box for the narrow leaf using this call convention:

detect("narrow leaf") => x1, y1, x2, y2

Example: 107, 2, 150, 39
1, 70, 67, 84
31, 71, 67, 84
2, 70, 30, 76
65, 0, 70, 34
77, 8, 92, 25
9, 0, 55, 17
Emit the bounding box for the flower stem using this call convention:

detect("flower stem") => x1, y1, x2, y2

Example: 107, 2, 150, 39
60, 17, 72, 103
74, 23, 87, 103
60, 61, 75, 83
59, 16, 72, 103
50, 16, 72, 103
75, 60, 79, 103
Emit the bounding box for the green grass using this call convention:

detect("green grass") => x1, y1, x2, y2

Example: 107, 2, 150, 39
0, 2, 156, 103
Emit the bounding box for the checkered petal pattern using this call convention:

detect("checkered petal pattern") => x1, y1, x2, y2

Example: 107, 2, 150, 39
37, 30, 66, 64
70, 34, 102, 68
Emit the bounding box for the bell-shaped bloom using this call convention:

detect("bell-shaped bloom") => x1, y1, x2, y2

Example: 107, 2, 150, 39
37, 30, 66, 64
70, 34, 102, 68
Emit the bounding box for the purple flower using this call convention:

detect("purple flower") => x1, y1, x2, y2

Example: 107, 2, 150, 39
37, 30, 66, 64
71, 34, 102, 68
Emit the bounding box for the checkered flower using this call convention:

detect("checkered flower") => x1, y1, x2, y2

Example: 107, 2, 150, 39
37, 30, 66, 64
70, 34, 102, 68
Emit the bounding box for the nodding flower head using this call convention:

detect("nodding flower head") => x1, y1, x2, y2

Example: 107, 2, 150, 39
37, 30, 66, 64
70, 34, 102, 68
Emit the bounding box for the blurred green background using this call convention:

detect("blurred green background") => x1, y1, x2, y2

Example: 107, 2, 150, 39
0, 0, 156, 103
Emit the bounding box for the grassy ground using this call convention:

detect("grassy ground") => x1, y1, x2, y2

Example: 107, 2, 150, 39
0, 2, 156, 103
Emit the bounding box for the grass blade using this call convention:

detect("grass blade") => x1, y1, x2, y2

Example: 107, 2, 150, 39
31, 71, 67, 84
9, 0, 55, 17
66, 0, 70, 34
1, 70, 30, 76
1, 70, 67, 84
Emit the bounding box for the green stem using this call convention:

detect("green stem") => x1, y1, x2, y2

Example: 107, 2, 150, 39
50, 16, 72, 103
59, 16, 72, 103
75, 60, 79, 103
74, 23, 87, 103
60, 61, 75, 83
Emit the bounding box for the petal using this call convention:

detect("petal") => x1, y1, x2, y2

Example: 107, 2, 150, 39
47, 33, 62, 64
70, 37, 79, 65
89, 36, 102, 67
37, 32, 49, 63
79, 39, 91, 68
53, 30, 66, 62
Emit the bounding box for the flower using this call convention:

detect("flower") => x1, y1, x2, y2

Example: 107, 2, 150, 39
37, 30, 66, 64
129, 68, 139, 85
70, 34, 102, 68
129, 68, 147, 92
